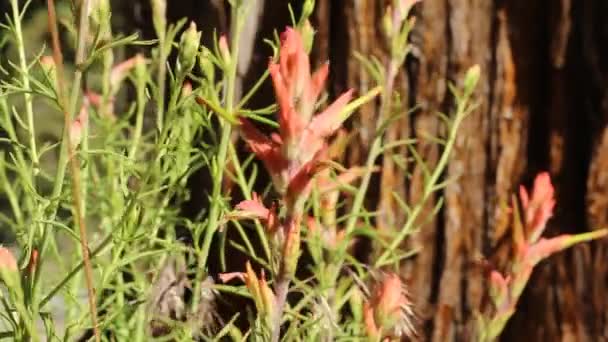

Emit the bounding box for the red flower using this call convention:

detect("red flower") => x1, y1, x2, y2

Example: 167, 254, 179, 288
270, 28, 353, 163
239, 119, 288, 190
519, 172, 555, 243
240, 27, 353, 198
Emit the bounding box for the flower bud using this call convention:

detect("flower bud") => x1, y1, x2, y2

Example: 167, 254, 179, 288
151, 0, 167, 37
243, 262, 275, 327
199, 47, 215, 83
258, 271, 275, 320
300, 20, 315, 53
463, 64, 481, 97
218, 35, 231, 66
382, 6, 394, 39
0, 247, 17, 272
70, 103, 89, 148
40, 56, 57, 87
0, 247, 20, 290
182, 81, 193, 98
134, 53, 147, 85
92, 0, 111, 35
301, 0, 315, 21
178, 22, 201, 74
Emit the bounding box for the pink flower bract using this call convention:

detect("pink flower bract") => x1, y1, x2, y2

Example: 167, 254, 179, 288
519, 172, 555, 242
240, 27, 353, 196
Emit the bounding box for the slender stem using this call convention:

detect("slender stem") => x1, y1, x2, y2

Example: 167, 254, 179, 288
0, 97, 34, 229
40, 232, 112, 308
8, 0, 39, 269
129, 73, 146, 159
10, 0, 38, 170
271, 278, 290, 342
375, 100, 469, 266
45, 1, 100, 341
228, 144, 271, 260
40, 136, 165, 308
194, 2, 243, 309
340, 62, 398, 256
155, 35, 167, 132
0, 153, 23, 227
197, 122, 232, 270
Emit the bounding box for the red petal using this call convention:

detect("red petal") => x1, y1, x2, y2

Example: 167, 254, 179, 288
234, 193, 270, 220
518, 185, 529, 209
318, 166, 373, 194
239, 119, 287, 175
299, 62, 330, 120
279, 27, 310, 97
307, 62, 329, 104
489, 270, 509, 300
520, 172, 555, 242
218, 272, 245, 283
308, 89, 354, 139
526, 235, 572, 265
269, 63, 304, 141
285, 153, 328, 207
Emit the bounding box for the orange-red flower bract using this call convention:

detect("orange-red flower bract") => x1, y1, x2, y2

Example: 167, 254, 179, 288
240, 27, 353, 196
0, 247, 17, 272
364, 273, 415, 340
518, 172, 555, 242
231, 193, 280, 235
218, 262, 275, 323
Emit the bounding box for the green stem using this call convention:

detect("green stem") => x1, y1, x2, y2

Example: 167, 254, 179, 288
35, 0, 82, 293
338, 62, 398, 262
228, 143, 271, 260
0, 98, 31, 228
197, 122, 232, 270
155, 39, 167, 132
10, 0, 38, 170
271, 277, 290, 342
194, 2, 243, 309
41, 1, 100, 341
0, 154, 23, 227
129, 73, 146, 159
375, 100, 469, 266
8, 0, 39, 272
39, 125, 169, 309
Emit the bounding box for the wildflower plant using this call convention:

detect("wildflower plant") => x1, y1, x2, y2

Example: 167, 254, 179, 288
0, 0, 602, 341
476, 173, 608, 341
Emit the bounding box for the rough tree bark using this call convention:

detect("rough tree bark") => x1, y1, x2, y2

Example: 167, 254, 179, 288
122, 0, 608, 340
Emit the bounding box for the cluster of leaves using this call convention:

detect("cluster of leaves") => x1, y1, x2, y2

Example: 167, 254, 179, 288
0, 0, 603, 341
